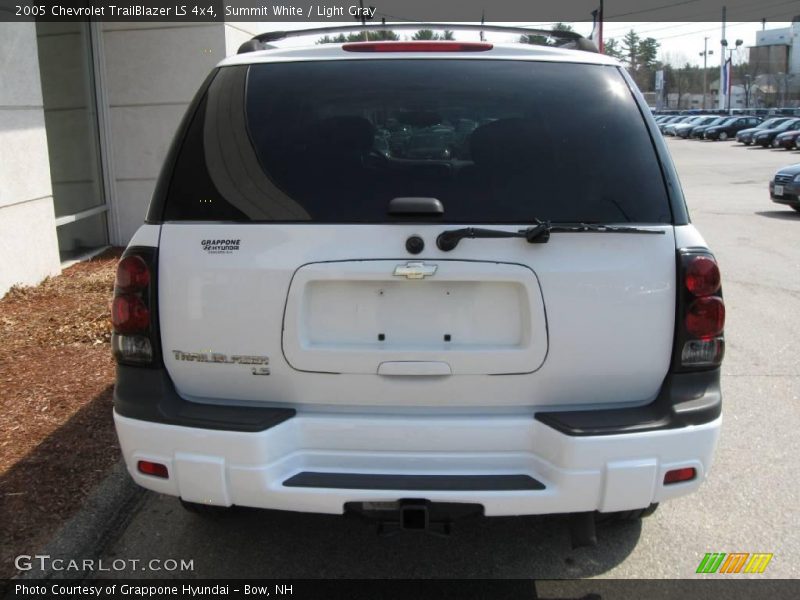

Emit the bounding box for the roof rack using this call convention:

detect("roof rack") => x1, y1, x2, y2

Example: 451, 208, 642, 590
237, 23, 598, 54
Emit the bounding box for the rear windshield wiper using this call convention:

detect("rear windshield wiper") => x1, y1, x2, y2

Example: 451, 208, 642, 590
436, 221, 664, 251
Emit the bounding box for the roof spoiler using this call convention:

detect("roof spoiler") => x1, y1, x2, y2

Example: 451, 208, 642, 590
237, 23, 598, 54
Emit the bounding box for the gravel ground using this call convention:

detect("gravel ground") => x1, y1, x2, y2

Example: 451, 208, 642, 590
0, 248, 122, 578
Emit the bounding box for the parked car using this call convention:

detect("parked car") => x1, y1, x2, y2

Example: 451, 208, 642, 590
737, 117, 790, 145
111, 29, 724, 543
689, 116, 729, 139
674, 116, 720, 139
664, 116, 704, 136
773, 129, 800, 150
753, 118, 800, 147
769, 165, 800, 212
704, 116, 763, 141
658, 116, 689, 134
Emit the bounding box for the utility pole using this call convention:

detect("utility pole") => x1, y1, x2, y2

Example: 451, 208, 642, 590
358, 0, 367, 41
719, 6, 726, 110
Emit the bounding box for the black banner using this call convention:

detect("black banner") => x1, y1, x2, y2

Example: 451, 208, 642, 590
3, 579, 800, 600
1, 0, 797, 23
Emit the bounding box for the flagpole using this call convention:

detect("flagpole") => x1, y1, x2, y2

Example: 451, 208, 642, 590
727, 59, 733, 113
598, 0, 604, 53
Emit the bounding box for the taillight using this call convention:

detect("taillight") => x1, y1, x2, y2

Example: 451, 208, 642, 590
685, 297, 725, 339
112, 294, 150, 333
342, 41, 493, 53
675, 250, 725, 369
116, 255, 150, 291
112, 251, 157, 365
685, 255, 720, 296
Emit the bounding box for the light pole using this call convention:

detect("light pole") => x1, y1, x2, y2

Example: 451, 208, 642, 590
699, 37, 713, 109
721, 38, 743, 113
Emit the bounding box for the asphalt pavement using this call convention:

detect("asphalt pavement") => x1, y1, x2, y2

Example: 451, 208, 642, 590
96, 137, 800, 580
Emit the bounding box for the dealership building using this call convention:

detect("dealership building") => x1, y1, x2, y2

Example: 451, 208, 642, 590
0, 20, 261, 296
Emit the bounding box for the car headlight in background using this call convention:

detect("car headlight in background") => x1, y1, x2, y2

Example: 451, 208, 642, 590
793, 174, 800, 182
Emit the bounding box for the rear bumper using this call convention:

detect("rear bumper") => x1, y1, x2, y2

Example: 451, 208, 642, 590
115, 411, 720, 516
113, 367, 722, 516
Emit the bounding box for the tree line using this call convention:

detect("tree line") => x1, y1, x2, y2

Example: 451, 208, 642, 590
316, 25, 769, 103
317, 29, 454, 43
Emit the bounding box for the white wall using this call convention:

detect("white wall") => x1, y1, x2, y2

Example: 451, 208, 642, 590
0, 22, 61, 297
98, 23, 226, 244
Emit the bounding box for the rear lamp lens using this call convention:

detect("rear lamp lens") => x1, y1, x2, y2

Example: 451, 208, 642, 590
685, 255, 720, 297
342, 41, 493, 53
112, 334, 153, 363
116, 256, 150, 291
137, 460, 169, 478
664, 467, 696, 484
112, 294, 150, 334
685, 297, 725, 339
681, 338, 725, 367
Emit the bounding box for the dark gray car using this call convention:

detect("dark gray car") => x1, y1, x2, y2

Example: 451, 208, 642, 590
769, 164, 800, 212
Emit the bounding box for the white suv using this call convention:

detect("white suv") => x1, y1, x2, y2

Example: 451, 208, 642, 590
111, 26, 724, 544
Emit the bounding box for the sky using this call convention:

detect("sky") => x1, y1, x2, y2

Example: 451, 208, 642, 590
577, 21, 791, 67
260, 20, 793, 68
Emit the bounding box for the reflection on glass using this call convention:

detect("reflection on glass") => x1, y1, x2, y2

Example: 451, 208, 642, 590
56, 212, 108, 262
36, 21, 107, 259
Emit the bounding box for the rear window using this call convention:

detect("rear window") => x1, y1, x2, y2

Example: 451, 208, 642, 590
162, 60, 671, 224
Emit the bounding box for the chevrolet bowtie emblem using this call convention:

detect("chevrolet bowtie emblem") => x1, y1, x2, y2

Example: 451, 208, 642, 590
393, 262, 437, 279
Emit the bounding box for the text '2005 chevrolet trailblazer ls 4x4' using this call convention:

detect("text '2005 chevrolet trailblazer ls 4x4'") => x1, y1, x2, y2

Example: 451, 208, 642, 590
111, 25, 724, 544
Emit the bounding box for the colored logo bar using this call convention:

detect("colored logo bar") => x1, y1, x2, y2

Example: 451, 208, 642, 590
697, 553, 773, 574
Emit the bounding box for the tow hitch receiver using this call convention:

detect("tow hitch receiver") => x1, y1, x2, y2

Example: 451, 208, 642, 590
345, 499, 483, 536
401, 501, 429, 531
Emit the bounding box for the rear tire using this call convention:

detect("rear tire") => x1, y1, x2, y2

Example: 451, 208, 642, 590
180, 499, 234, 517
596, 503, 659, 523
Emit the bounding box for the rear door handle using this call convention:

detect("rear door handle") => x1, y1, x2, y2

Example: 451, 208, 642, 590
377, 361, 452, 377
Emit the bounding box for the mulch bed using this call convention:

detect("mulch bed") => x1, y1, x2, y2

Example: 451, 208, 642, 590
0, 248, 123, 577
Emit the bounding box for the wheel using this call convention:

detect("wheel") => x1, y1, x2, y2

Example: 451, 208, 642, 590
596, 503, 659, 523
180, 499, 234, 517
719, 131, 728, 141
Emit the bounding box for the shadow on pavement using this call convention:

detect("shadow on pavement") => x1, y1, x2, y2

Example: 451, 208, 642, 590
101, 493, 642, 579
755, 210, 800, 221
0, 385, 119, 578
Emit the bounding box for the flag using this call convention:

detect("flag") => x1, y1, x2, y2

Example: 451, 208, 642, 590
727, 58, 733, 98
723, 58, 733, 99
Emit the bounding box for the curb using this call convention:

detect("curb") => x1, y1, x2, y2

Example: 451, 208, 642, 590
17, 460, 146, 580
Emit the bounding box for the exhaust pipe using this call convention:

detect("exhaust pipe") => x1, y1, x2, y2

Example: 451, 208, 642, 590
569, 512, 598, 549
